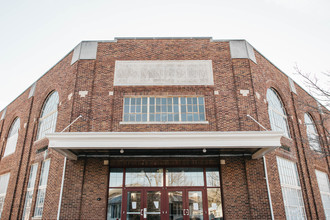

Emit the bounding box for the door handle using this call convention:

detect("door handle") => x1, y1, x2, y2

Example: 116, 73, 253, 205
144, 208, 147, 218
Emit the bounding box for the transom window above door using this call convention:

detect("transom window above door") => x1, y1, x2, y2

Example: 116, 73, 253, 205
108, 167, 220, 188
121, 96, 207, 124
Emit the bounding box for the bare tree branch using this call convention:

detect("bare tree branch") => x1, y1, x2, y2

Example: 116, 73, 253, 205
293, 65, 330, 157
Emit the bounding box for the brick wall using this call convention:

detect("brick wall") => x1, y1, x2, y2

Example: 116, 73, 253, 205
0, 38, 328, 220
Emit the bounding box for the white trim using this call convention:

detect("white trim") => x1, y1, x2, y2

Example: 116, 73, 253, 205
46, 131, 282, 160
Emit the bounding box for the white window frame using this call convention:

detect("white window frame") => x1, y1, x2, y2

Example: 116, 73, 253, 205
34, 159, 50, 218
0, 173, 10, 219
22, 163, 38, 220
37, 92, 59, 140
315, 170, 330, 220
120, 96, 208, 124
267, 88, 291, 138
3, 118, 20, 157
304, 113, 321, 152
277, 157, 306, 220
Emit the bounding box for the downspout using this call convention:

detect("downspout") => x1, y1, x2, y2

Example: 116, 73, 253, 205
56, 115, 82, 220
57, 156, 67, 220
263, 156, 274, 220
247, 114, 274, 220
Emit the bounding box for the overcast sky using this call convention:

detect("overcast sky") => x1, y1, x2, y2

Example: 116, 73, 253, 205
0, 0, 329, 110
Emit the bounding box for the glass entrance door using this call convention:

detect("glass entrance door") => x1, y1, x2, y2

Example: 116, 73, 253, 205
108, 167, 222, 220
126, 190, 142, 220
124, 189, 162, 220
167, 189, 206, 220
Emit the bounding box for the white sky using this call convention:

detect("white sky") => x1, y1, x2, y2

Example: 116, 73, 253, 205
0, 0, 329, 110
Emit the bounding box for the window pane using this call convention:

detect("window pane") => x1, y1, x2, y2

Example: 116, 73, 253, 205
107, 189, 122, 220
4, 118, 20, 157
180, 97, 186, 104
34, 160, 50, 218
267, 89, 290, 138
207, 188, 223, 220
315, 170, 330, 219
22, 164, 38, 220
206, 168, 220, 187
181, 113, 187, 122
136, 105, 141, 113
126, 191, 141, 219
37, 91, 59, 140
168, 191, 183, 220
168, 114, 173, 121
109, 168, 123, 187
136, 98, 141, 105
150, 106, 155, 113
146, 191, 161, 219
142, 106, 147, 113
277, 157, 306, 219
304, 113, 321, 151
39, 160, 50, 187
136, 114, 141, 122
124, 97, 129, 105
125, 168, 163, 187
166, 168, 203, 186
198, 97, 204, 105
188, 191, 203, 220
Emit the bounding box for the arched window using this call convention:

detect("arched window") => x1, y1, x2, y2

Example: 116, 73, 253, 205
37, 91, 59, 140
3, 118, 20, 157
266, 88, 290, 138
304, 113, 321, 151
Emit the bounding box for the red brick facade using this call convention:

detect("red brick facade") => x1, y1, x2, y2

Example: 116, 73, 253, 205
0, 38, 329, 219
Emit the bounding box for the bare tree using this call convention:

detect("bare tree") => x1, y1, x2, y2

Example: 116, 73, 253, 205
294, 66, 329, 156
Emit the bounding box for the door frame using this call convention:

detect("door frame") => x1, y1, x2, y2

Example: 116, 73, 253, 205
165, 187, 208, 220
122, 187, 165, 220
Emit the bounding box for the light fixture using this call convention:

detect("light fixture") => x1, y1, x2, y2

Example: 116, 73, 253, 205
120, 149, 124, 154
203, 148, 207, 153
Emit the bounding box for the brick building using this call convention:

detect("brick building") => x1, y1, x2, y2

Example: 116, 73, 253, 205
0, 37, 329, 220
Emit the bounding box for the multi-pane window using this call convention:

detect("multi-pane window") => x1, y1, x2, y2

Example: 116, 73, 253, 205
0, 173, 10, 219
3, 118, 20, 157
37, 91, 59, 140
267, 88, 290, 138
315, 170, 330, 219
22, 163, 38, 220
34, 160, 50, 217
304, 113, 321, 151
277, 157, 306, 219
123, 96, 206, 123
